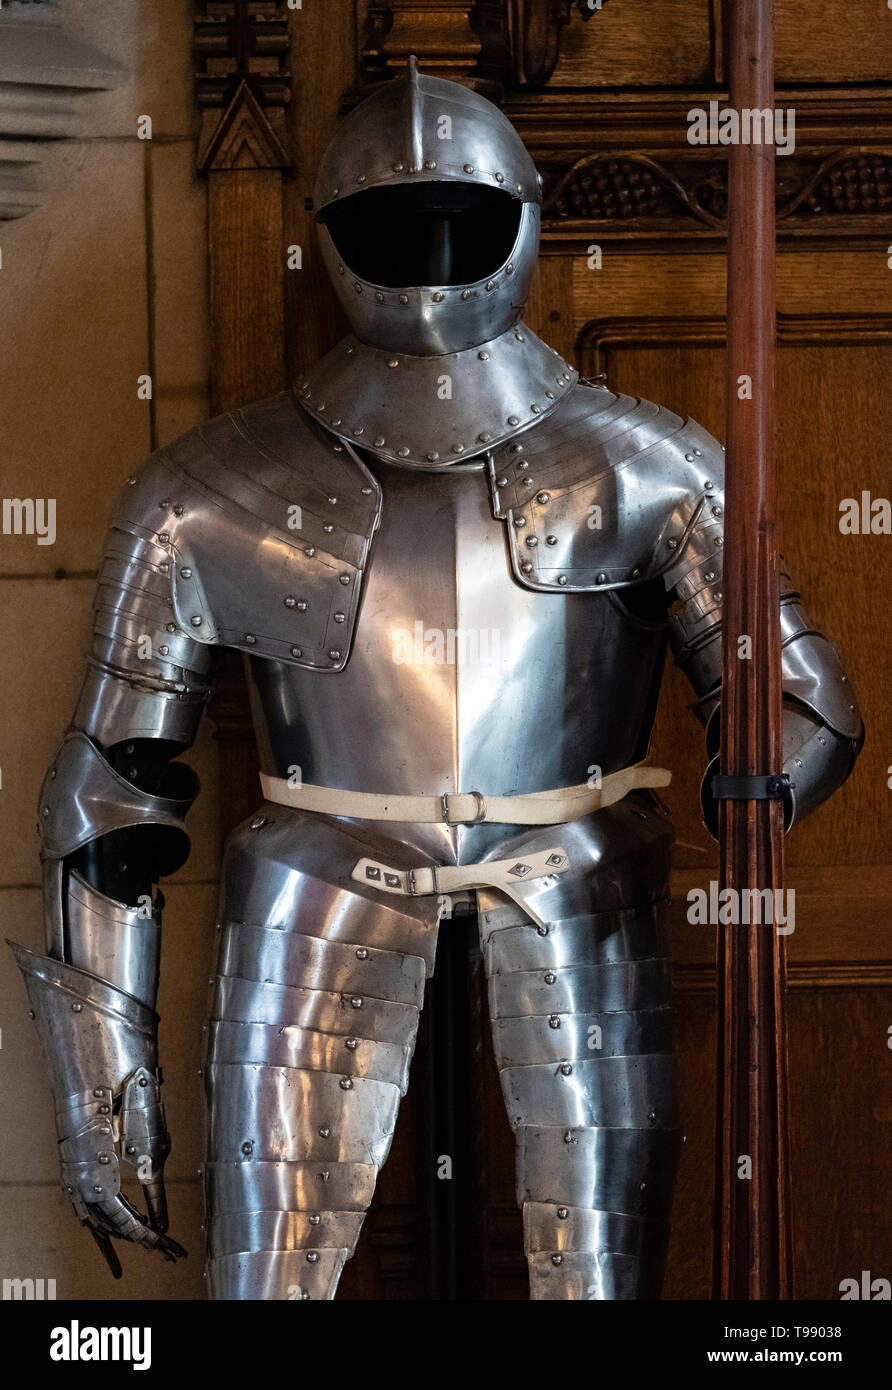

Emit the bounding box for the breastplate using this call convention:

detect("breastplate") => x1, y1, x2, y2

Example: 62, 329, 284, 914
247, 454, 668, 863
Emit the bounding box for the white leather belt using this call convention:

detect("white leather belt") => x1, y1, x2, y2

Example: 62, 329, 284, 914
259, 761, 671, 827
350, 847, 571, 929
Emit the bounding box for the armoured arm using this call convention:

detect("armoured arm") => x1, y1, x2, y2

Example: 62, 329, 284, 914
665, 470, 864, 834
10, 481, 216, 1275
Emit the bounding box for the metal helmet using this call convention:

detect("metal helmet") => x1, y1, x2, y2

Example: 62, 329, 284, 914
313, 58, 542, 356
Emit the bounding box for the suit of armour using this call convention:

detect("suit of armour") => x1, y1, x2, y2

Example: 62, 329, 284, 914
12, 61, 863, 1300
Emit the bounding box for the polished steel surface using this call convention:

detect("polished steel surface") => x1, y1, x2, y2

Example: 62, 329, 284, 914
315, 209, 541, 358
205, 1160, 378, 1216
206, 1020, 412, 1092
314, 62, 540, 216
9, 943, 179, 1259
494, 388, 722, 592
492, 1007, 674, 1068
477, 869, 680, 1300
527, 1251, 662, 1301
38, 731, 195, 861
205, 1065, 402, 1168
209, 1209, 366, 1261
489, 958, 672, 1019
247, 455, 672, 864
109, 394, 382, 672
208, 1247, 347, 1301
66, 868, 160, 1009
313, 61, 540, 356
296, 322, 576, 467
211, 974, 418, 1046
523, 1202, 659, 1257
218, 923, 426, 1007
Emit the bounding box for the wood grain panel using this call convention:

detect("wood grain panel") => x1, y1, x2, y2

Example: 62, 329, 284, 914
774, 0, 892, 84
786, 988, 892, 1299
548, 0, 714, 89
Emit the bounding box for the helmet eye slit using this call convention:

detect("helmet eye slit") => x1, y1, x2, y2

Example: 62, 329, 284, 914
320, 183, 522, 289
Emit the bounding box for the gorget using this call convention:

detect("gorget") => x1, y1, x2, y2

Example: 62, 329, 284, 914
294, 323, 578, 468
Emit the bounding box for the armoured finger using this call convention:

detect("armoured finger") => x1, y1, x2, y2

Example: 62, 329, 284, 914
87, 1224, 123, 1280
140, 1175, 169, 1233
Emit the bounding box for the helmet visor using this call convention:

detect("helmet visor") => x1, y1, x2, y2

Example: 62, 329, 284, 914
319, 182, 522, 289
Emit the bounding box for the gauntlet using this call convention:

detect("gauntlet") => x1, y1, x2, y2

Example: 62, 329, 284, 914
11, 936, 184, 1276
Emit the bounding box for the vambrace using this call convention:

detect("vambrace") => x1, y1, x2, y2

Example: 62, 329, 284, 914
665, 493, 863, 834
9, 510, 215, 1272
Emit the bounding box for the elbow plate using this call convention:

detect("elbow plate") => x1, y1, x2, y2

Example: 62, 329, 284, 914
38, 728, 197, 875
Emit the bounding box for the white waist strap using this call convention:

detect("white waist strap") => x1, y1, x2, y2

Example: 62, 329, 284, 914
351, 847, 571, 930
259, 761, 671, 827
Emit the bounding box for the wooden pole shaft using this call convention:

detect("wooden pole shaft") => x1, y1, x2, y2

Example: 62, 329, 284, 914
716, 0, 792, 1300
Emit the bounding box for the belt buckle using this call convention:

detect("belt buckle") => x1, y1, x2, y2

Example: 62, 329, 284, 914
440, 790, 487, 826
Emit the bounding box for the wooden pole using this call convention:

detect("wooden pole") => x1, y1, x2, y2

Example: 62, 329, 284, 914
715, 0, 792, 1300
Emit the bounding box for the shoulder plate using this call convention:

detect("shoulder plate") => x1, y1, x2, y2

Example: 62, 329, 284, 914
112, 395, 382, 671
489, 383, 723, 593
